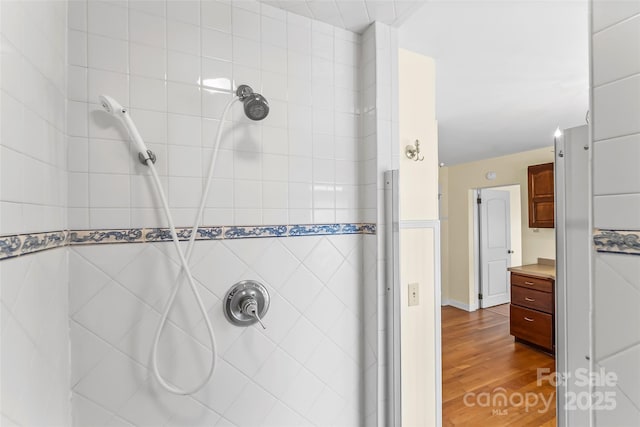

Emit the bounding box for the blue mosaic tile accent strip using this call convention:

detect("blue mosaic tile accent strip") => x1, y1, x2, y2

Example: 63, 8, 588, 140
69, 229, 143, 244
0, 223, 376, 260
0, 223, 377, 260
144, 227, 224, 242
288, 224, 342, 236
224, 225, 288, 239
0, 230, 69, 260
594, 229, 640, 256
289, 223, 376, 236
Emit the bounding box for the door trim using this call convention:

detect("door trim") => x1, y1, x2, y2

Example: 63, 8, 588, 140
474, 189, 481, 311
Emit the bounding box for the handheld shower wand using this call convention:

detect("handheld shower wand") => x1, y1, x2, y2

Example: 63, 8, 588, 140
100, 94, 218, 395
99, 84, 269, 395
98, 96, 157, 164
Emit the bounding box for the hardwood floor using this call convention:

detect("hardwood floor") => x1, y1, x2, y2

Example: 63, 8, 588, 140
442, 305, 556, 426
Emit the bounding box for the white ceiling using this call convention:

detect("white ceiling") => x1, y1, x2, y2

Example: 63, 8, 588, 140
262, 0, 589, 165
260, 0, 426, 33
399, 1, 589, 165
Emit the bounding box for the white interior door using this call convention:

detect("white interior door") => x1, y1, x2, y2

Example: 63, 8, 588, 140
479, 189, 512, 308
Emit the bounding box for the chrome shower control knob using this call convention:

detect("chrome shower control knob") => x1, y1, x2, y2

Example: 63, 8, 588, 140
239, 298, 266, 329
223, 280, 270, 328
240, 298, 257, 314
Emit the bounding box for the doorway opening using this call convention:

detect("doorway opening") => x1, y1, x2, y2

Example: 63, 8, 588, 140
472, 184, 522, 311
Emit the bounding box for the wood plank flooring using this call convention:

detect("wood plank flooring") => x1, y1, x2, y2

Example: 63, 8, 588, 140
442, 305, 556, 426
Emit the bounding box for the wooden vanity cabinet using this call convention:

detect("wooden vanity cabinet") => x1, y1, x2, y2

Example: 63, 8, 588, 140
510, 272, 555, 352
528, 162, 554, 228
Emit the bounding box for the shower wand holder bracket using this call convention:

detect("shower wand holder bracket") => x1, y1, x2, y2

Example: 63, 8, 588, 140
138, 149, 157, 165
224, 280, 270, 328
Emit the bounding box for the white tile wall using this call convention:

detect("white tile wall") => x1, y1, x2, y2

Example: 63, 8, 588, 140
1, 1, 71, 425
69, 234, 365, 426
1, 0, 68, 234
67, 0, 364, 229
591, 2, 640, 424
592, 0, 640, 33
593, 194, 640, 230
592, 14, 640, 87
0, 249, 71, 426
594, 134, 640, 196
592, 74, 640, 142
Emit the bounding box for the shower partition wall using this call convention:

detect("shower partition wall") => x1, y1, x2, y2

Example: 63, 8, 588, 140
0, 0, 400, 426
65, 0, 371, 424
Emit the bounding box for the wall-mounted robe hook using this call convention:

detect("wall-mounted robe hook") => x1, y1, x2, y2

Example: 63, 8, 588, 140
405, 139, 424, 162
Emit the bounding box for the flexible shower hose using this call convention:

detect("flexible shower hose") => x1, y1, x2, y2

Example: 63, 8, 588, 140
144, 97, 239, 395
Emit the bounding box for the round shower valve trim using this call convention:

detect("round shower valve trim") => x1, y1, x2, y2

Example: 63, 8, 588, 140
224, 280, 270, 328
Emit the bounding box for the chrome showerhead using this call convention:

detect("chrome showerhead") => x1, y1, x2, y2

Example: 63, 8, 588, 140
236, 85, 269, 121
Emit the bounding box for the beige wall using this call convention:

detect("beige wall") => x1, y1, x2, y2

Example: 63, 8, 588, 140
399, 49, 439, 221
398, 49, 439, 426
440, 147, 556, 308
399, 228, 437, 427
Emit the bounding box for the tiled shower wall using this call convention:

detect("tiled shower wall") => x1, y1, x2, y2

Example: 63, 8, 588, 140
0, 0, 71, 425
1, 0, 68, 234
0, 0, 385, 425
70, 234, 367, 426
591, 1, 640, 425
65, 0, 376, 426
66, 0, 362, 229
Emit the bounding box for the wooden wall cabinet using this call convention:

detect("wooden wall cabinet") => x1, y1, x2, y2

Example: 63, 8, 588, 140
528, 162, 554, 228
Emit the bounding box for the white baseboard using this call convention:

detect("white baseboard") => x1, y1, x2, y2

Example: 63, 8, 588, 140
441, 298, 472, 312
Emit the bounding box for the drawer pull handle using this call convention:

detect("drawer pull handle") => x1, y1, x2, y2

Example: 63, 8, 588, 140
524, 297, 535, 302
524, 281, 534, 285
524, 317, 534, 322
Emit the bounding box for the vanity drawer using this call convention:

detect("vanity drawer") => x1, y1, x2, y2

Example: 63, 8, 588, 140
511, 273, 553, 293
510, 304, 553, 350
512, 285, 554, 314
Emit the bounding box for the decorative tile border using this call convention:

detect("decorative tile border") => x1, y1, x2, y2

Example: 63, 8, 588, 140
69, 227, 226, 245
69, 229, 143, 245
0, 223, 377, 261
9, 226, 638, 260
225, 225, 288, 239
0, 230, 70, 260
594, 229, 640, 256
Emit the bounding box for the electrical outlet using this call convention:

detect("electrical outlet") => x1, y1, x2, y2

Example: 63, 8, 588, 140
408, 282, 419, 306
